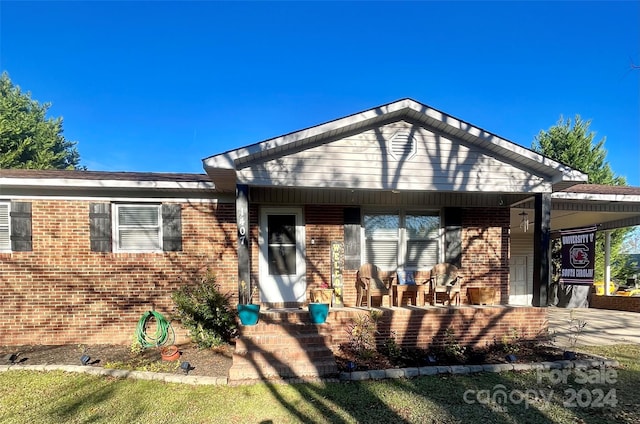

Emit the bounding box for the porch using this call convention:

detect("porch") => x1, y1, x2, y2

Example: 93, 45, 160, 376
229, 304, 547, 383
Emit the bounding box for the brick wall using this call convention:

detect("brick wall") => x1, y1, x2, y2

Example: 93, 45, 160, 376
0, 199, 239, 345
461, 208, 510, 304
590, 295, 640, 313
327, 306, 547, 350
303, 206, 511, 308
304, 205, 345, 295
2, 200, 513, 346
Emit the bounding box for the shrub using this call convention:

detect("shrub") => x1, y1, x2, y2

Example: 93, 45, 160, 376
172, 272, 237, 348
344, 310, 382, 359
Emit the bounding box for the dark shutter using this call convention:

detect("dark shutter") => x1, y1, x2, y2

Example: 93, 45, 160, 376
344, 207, 361, 270
444, 207, 462, 268
89, 203, 112, 252
162, 204, 182, 252
10, 201, 32, 251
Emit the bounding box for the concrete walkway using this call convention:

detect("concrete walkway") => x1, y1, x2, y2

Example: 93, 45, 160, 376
547, 306, 640, 347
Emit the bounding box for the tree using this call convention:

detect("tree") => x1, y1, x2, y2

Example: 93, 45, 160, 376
533, 115, 630, 283
532, 115, 625, 185
0, 72, 82, 169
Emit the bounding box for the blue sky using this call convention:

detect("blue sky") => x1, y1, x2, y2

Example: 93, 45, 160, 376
1, 1, 639, 185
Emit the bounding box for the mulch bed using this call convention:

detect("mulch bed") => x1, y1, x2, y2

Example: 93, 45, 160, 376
2, 341, 583, 378
0, 343, 234, 377
335, 341, 580, 372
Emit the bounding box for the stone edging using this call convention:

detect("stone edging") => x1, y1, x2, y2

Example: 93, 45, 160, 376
0, 364, 228, 385
338, 358, 620, 382
0, 358, 620, 386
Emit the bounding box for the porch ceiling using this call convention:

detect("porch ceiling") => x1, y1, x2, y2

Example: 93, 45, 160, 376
511, 185, 640, 231
510, 208, 640, 232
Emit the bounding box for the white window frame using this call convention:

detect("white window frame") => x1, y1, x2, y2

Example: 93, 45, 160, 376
404, 211, 441, 271
362, 211, 400, 270
362, 209, 442, 272
0, 201, 10, 252
113, 203, 163, 253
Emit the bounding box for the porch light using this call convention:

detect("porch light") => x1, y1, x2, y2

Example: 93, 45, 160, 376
519, 210, 529, 232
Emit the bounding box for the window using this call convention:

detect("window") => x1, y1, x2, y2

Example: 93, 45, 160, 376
364, 214, 399, 269
90, 203, 182, 253
405, 213, 440, 269
114, 204, 162, 252
0, 202, 10, 251
267, 214, 297, 275
363, 211, 440, 271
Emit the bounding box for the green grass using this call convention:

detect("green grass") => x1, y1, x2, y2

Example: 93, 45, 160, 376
0, 345, 638, 424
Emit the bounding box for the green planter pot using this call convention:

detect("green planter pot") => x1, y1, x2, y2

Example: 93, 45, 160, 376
237, 304, 261, 326
308, 303, 329, 324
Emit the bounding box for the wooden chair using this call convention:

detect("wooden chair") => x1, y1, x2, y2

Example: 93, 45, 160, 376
429, 263, 462, 306
356, 263, 394, 307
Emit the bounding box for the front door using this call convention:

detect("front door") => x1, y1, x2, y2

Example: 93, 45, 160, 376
259, 208, 306, 305
509, 255, 532, 305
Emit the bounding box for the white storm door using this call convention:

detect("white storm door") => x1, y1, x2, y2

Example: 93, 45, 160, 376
259, 208, 306, 303
509, 255, 532, 305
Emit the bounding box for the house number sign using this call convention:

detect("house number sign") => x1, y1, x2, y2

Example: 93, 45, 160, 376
331, 241, 344, 307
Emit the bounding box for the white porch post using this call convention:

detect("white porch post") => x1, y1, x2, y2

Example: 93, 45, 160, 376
604, 230, 611, 296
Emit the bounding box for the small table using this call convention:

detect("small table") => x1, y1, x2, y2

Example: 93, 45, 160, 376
393, 284, 428, 307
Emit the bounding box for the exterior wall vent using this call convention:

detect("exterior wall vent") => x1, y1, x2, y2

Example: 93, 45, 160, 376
388, 131, 417, 160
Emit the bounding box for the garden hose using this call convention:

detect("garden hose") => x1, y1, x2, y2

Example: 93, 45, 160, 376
135, 311, 175, 348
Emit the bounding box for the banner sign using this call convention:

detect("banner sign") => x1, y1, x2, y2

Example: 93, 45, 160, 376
559, 226, 597, 285
331, 241, 345, 307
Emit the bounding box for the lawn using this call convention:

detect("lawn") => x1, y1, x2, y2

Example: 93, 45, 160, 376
0, 345, 638, 424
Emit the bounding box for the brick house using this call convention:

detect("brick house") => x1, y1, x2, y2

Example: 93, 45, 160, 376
2, 99, 639, 365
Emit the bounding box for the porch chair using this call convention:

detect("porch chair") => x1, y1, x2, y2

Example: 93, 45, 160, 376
428, 263, 462, 306
356, 263, 394, 308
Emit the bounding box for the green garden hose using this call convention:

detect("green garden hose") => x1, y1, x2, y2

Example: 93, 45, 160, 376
135, 311, 175, 348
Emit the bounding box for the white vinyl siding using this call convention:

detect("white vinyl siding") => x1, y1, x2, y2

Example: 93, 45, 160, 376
0, 202, 9, 251
237, 121, 552, 193
364, 211, 441, 272
114, 204, 162, 252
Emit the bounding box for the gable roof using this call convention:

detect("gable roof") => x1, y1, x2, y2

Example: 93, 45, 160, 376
203, 98, 588, 192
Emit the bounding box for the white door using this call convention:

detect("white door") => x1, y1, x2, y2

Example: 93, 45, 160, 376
259, 208, 306, 304
509, 255, 532, 305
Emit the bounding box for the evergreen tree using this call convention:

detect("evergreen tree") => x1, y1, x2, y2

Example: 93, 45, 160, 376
0, 72, 82, 169
533, 115, 629, 283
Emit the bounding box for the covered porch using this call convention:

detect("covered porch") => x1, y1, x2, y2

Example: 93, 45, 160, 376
201, 99, 640, 381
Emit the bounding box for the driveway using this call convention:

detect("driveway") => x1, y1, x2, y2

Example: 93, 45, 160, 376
546, 306, 640, 347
